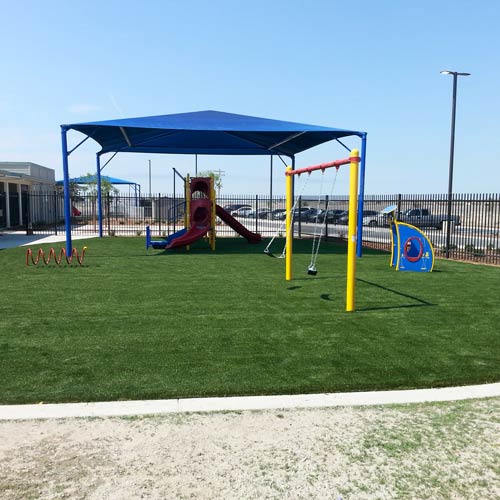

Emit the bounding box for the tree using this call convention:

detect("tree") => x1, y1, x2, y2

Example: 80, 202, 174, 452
79, 173, 119, 198
79, 173, 119, 228
197, 170, 224, 197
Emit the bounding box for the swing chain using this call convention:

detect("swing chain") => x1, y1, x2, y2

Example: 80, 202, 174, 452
307, 166, 340, 274
264, 172, 311, 258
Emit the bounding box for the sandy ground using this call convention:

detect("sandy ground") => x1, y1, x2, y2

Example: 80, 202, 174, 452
1, 398, 499, 500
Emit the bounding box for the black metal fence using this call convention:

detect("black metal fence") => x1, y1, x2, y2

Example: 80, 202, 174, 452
24, 192, 500, 265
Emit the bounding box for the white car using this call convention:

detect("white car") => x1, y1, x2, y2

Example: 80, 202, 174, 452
231, 207, 253, 218
362, 211, 389, 227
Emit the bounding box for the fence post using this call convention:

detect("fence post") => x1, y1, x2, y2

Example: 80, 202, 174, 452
158, 194, 162, 236
26, 192, 32, 235
325, 194, 329, 241
54, 192, 58, 236
107, 192, 111, 235
298, 196, 302, 238
255, 194, 258, 233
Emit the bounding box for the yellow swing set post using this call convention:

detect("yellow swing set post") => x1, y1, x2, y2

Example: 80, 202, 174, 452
285, 166, 293, 281
345, 150, 360, 312
284, 150, 360, 312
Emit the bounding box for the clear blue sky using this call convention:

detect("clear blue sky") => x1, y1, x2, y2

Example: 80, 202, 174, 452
1, 0, 498, 196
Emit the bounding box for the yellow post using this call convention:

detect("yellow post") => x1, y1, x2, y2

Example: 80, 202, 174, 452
285, 166, 293, 281
210, 175, 216, 251
184, 174, 190, 228
185, 174, 190, 252
346, 149, 360, 312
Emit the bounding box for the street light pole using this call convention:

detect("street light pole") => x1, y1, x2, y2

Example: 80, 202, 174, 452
440, 70, 470, 258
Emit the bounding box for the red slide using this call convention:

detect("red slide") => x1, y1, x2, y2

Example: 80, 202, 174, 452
216, 205, 261, 243
166, 199, 211, 249
166, 200, 262, 250
165, 225, 209, 250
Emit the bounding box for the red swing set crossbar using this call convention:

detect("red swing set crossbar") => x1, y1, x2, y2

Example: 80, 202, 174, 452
285, 156, 360, 176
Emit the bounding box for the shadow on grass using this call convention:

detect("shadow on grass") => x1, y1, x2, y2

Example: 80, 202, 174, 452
159, 238, 357, 256
356, 278, 436, 312
140, 237, 391, 258
289, 275, 341, 282
146, 241, 268, 256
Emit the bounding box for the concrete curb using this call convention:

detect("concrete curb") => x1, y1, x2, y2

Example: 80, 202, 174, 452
1, 383, 499, 421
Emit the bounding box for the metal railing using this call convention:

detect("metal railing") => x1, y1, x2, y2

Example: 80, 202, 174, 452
22, 192, 500, 265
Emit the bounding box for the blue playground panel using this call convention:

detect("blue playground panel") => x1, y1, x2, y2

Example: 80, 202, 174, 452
390, 222, 434, 272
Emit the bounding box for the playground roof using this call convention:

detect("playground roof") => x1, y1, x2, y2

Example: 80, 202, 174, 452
56, 175, 137, 186
63, 110, 364, 157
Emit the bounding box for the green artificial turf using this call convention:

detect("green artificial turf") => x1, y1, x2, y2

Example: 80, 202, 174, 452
1, 236, 499, 404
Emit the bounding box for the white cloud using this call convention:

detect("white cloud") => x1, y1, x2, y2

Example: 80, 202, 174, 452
108, 93, 125, 117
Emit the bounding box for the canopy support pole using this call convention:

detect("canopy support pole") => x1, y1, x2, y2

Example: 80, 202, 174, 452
269, 155, 273, 211
96, 152, 121, 238
269, 132, 306, 151
276, 155, 288, 167
100, 152, 118, 171
356, 133, 367, 257
335, 138, 351, 153
68, 134, 91, 156
96, 154, 103, 238
61, 126, 72, 255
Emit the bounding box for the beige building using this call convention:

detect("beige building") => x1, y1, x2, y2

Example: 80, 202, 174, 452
0, 162, 55, 228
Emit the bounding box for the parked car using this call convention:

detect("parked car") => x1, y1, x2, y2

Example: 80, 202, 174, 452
338, 210, 378, 225
223, 203, 251, 213
246, 209, 270, 219
293, 207, 316, 221
303, 208, 324, 222
231, 207, 254, 218
315, 209, 346, 224
271, 209, 287, 220
362, 211, 389, 227
398, 208, 461, 229
276, 207, 315, 221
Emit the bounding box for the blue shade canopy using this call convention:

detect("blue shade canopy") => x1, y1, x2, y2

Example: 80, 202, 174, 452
56, 175, 137, 186
63, 110, 364, 157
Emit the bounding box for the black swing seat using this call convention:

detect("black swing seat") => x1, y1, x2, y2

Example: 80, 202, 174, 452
307, 265, 318, 275
264, 248, 276, 258
264, 247, 285, 258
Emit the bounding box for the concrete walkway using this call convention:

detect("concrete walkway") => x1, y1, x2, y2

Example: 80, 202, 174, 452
1, 382, 499, 421
0, 230, 95, 249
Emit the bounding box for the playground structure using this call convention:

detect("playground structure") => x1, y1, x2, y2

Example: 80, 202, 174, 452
59, 110, 367, 259
146, 175, 261, 250
383, 205, 435, 272
284, 151, 361, 312
26, 246, 87, 266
